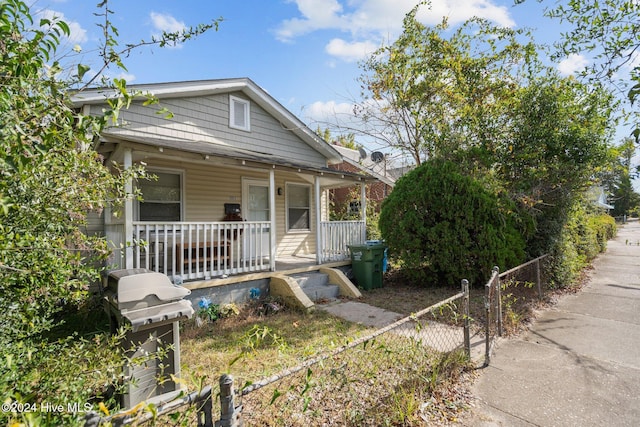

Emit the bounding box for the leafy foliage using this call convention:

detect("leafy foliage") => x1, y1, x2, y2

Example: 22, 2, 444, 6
362, 5, 617, 287
497, 75, 614, 255
357, 5, 535, 166
601, 138, 640, 217
547, 201, 617, 287
379, 159, 526, 286
0, 1, 218, 425
316, 127, 359, 150
541, 0, 640, 140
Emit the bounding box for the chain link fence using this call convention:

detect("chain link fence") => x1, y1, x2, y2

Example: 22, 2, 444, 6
84, 282, 471, 426
218, 282, 471, 426
84, 255, 553, 426
482, 255, 549, 365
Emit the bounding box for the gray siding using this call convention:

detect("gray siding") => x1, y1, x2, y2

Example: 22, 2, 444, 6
85, 210, 104, 236
91, 92, 327, 168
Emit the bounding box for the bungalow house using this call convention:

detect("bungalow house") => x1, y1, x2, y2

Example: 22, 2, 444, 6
73, 78, 377, 303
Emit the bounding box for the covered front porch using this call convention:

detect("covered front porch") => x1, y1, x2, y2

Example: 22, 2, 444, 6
104, 144, 374, 284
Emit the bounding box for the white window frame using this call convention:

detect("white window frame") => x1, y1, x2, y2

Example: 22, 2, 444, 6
229, 95, 251, 132
241, 178, 270, 221
135, 168, 185, 222
286, 182, 311, 232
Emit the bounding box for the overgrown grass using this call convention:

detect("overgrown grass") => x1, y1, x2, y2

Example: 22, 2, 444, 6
180, 301, 370, 388
178, 297, 473, 426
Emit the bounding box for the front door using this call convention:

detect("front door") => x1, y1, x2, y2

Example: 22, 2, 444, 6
242, 179, 271, 260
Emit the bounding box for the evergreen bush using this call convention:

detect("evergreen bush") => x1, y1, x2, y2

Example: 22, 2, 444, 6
379, 159, 526, 286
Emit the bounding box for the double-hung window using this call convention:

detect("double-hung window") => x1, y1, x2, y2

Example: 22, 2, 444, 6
287, 183, 311, 231
138, 171, 182, 221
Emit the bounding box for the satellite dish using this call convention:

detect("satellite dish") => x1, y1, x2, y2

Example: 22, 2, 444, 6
358, 147, 367, 160
371, 151, 384, 163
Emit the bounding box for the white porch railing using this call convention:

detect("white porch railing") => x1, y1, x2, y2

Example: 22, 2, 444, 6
319, 220, 366, 262
104, 220, 365, 282
132, 221, 271, 281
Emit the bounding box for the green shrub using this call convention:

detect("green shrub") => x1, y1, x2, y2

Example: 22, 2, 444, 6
0, 300, 126, 426
547, 201, 616, 288
589, 214, 617, 251
379, 159, 527, 286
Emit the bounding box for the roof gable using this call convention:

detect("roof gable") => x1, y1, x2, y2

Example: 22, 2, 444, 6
72, 78, 342, 164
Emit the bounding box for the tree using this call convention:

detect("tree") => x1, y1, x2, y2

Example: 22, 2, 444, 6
496, 74, 614, 254
539, 0, 640, 140
355, 5, 535, 166
316, 127, 359, 149
603, 138, 640, 217
0, 1, 218, 423
365, 5, 617, 287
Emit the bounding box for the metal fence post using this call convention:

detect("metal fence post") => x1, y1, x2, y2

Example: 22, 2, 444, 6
536, 258, 543, 299
462, 279, 471, 360
216, 374, 242, 427
197, 386, 214, 427
494, 266, 503, 337
83, 412, 100, 427
484, 276, 491, 366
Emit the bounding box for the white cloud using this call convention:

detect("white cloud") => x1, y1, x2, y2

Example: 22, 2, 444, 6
419, 0, 515, 28
37, 9, 87, 45
276, 0, 348, 41
325, 38, 379, 62
302, 100, 355, 124
558, 53, 589, 75
276, 0, 515, 62
150, 12, 187, 48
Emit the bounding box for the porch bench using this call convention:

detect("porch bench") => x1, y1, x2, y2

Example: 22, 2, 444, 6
176, 241, 231, 269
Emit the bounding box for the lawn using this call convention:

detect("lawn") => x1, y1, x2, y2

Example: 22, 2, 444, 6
173, 265, 567, 425
178, 282, 475, 425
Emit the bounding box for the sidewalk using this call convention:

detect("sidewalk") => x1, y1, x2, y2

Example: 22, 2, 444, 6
459, 220, 640, 426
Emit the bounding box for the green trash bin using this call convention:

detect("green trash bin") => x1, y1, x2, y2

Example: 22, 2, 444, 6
349, 241, 387, 290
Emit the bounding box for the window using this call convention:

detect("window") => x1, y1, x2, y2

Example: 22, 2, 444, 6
138, 171, 182, 221
348, 200, 361, 216
229, 95, 250, 131
287, 184, 311, 231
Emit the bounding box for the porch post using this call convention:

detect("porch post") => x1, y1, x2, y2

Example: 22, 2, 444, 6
315, 175, 322, 264
360, 181, 367, 241
269, 169, 276, 271
124, 148, 134, 269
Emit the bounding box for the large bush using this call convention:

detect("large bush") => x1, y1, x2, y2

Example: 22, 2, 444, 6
379, 160, 527, 286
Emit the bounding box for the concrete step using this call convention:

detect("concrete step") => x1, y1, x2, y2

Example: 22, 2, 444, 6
292, 272, 340, 302
294, 272, 329, 288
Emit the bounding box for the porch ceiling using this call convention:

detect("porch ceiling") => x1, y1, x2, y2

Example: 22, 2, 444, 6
101, 133, 378, 188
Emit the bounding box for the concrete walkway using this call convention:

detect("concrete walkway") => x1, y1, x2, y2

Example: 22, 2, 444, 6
319, 299, 486, 358
459, 220, 640, 426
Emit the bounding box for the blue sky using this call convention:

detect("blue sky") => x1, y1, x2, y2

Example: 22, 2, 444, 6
39, 0, 619, 147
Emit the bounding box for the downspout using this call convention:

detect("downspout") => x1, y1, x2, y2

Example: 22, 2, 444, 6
124, 147, 134, 269
269, 169, 277, 271
315, 176, 322, 264
361, 181, 367, 241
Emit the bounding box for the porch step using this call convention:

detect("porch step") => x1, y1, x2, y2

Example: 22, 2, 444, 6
292, 272, 340, 302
